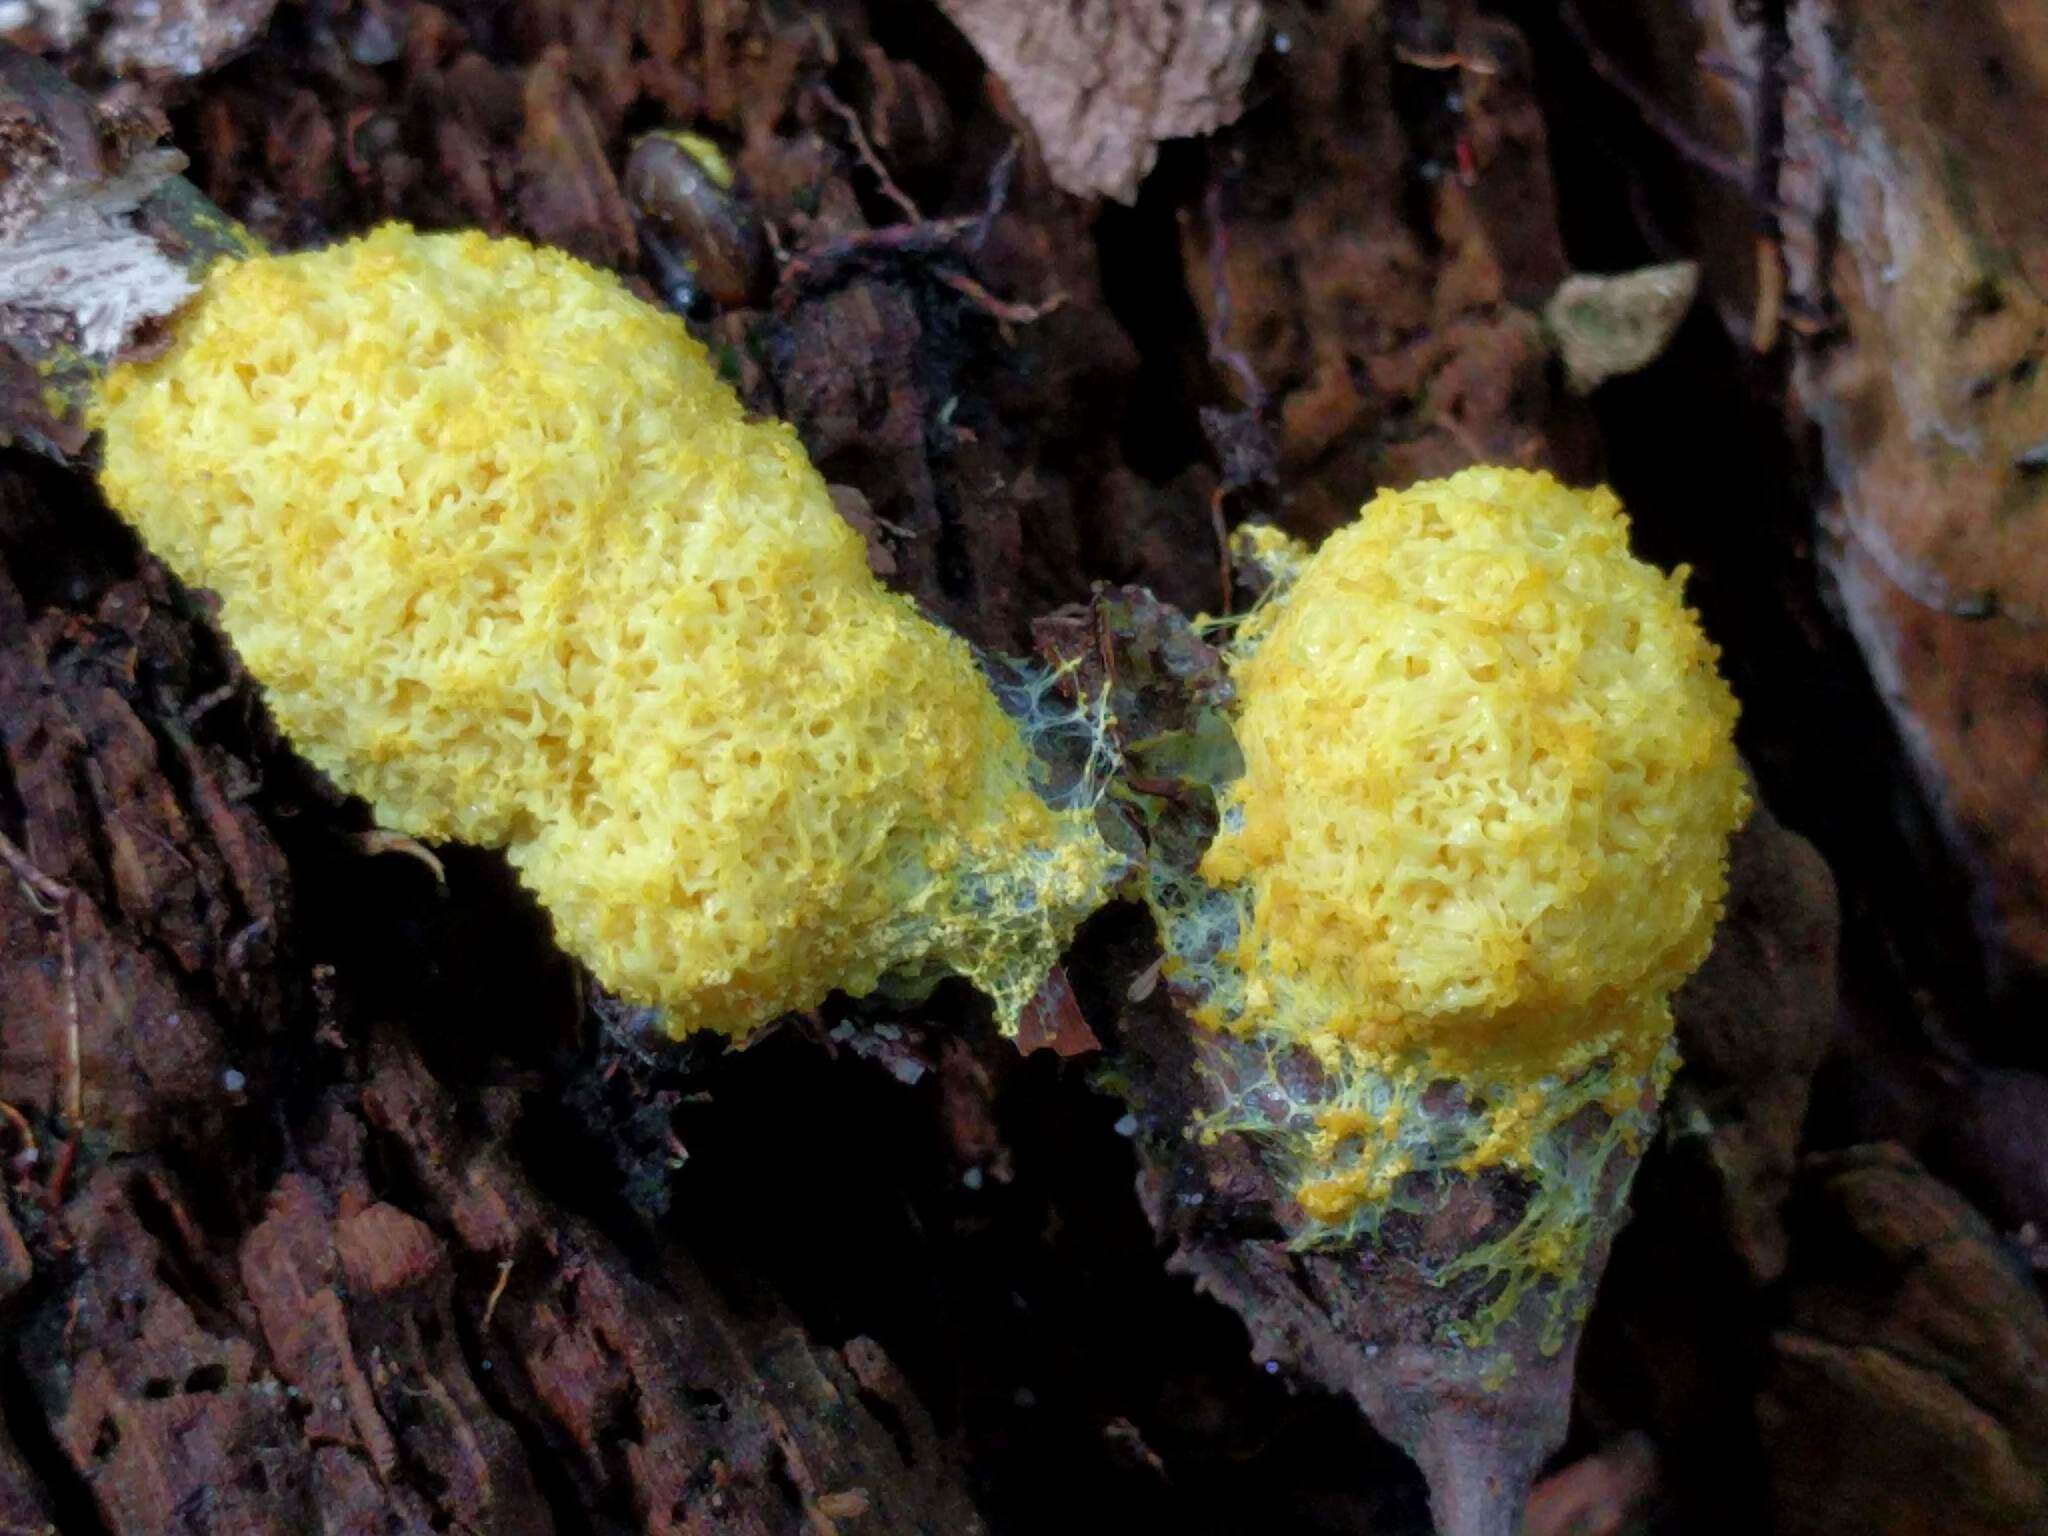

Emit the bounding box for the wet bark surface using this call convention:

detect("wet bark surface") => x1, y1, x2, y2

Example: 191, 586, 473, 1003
3, 2, 2045, 1532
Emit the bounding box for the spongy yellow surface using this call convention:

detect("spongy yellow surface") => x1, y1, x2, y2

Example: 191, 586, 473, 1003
1197, 468, 1748, 1220
95, 224, 1113, 1037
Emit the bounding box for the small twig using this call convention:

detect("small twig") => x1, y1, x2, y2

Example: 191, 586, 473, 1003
60, 897, 80, 1128
967, 141, 1020, 250
1393, 44, 1499, 75
350, 829, 448, 885
1558, 1, 1757, 195
47, 1129, 77, 1204
937, 270, 1066, 329
1751, 233, 1785, 353
181, 681, 238, 724
776, 217, 977, 298
1202, 177, 1265, 412
0, 827, 68, 914
1437, 406, 1492, 466
481, 1256, 514, 1330
814, 84, 923, 225
774, 139, 1022, 310
1092, 600, 1119, 713
1199, 176, 1272, 610
1126, 956, 1165, 1003
5, 829, 88, 1134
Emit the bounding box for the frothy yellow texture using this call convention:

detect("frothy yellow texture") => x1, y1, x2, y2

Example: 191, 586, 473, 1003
1201, 468, 1748, 1218
96, 224, 1113, 1037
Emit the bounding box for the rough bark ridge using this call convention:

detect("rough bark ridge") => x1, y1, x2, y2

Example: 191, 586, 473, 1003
0, 475, 987, 1534
1570, 0, 2048, 1029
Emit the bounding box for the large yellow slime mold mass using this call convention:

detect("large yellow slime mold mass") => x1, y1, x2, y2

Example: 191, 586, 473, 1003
1170, 468, 1749, 1249
95, 224, 1116, 1038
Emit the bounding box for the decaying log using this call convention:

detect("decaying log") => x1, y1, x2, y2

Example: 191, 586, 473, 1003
0, 465, 988, 1534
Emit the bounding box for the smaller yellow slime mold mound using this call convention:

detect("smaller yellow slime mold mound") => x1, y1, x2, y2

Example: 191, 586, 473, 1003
1159, 468, 1747, 1306
95, 223, 1116, 1039
1209, 466, 1747, 1095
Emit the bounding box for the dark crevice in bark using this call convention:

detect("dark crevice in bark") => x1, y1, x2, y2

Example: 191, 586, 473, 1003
1095, 142, 1212, 483
0, 1290, 115, 1536
0, 742, 27, 856
458, 1313, 622, 1536
0, 458, 145, 618
124, 1165, 242, 1335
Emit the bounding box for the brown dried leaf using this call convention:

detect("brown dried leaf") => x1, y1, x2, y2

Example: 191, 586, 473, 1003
1013, 964, 1101, 1058
936, 0, 1265, 202
1544, 261, 1699, 393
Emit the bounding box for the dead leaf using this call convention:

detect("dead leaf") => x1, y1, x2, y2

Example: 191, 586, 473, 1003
1544, 262, 1699, 393
936, 0, 1265, 202
1012, 964, 1101, 1057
